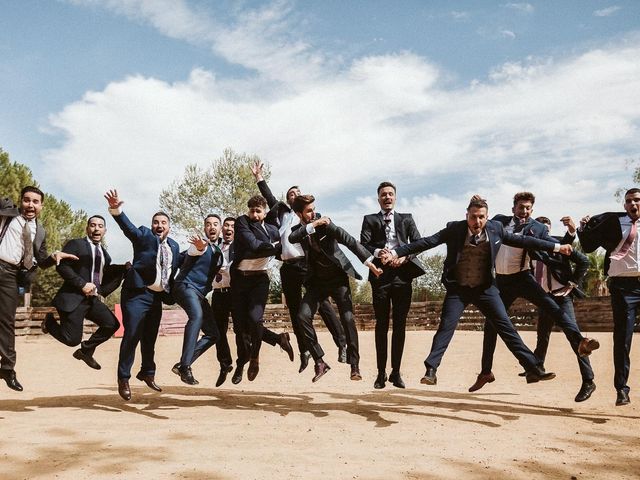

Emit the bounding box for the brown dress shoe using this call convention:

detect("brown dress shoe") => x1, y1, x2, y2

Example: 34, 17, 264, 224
279, 333, 294, 362
73, 349, 101, 370
118, 379, 131, 401
350, 365, 362, 381
468, 372, 495, 392
135, 372, 162, 392
312, 361, 331, 383
247, 358, 260, 381
578, 338, 600, 357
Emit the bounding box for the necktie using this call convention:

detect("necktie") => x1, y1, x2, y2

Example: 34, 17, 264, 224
611, 221, 637, 260
92, 244, 102, 289
22, 221, 34, 269
383, 211, 392, 242
513, 218, 527, 234
160, 242, 170, 292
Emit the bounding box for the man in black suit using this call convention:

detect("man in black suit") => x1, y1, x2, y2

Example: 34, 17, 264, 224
578, 187, 640, 406
43, 215, 126, 371
232, 195, 294, 383
252, 161, 346, 372
527, 216, 594, 402
289, 194, 382, 382
0, 186, 77, 391
468, 192, 599, 394
105, 189, 181, 401
361, 181, 425, 389
381, 195, 592, 388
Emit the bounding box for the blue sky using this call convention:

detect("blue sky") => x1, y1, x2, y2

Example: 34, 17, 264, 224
1, 1, 640, 263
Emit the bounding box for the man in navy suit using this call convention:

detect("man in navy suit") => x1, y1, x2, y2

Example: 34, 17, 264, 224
252, 160, 346, 372
289, 194, 382, 382
231, 195, 294, 383
43, 215, 126, 371
381, 195, 579, 387
0, 186, 77, 391
527, 216, 594, 402
468, 192, 599, 394
578, 187, 640, 406
361, 181, 425, 389
170, 214, 223, 385
105, 189, 180, 401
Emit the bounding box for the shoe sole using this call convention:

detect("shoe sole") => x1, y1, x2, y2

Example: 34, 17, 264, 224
574, 384, 596, 402
420, 376, 437, 385
579, 338, 600, 357
312, 365, 331, 383
526, 372, 556, 384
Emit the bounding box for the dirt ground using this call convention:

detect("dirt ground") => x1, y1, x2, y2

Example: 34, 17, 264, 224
0, 330, 638, 480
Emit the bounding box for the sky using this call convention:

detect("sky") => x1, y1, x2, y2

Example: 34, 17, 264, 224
1, 0, 640, 266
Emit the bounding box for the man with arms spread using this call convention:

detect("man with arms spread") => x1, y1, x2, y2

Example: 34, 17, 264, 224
0, 186, 76, 391
105, 189, 181, 401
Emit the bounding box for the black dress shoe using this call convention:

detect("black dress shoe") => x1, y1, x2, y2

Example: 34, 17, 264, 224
247, 358, 260, 381
616, 389, 631, 406
135, 372, 162, 392
232, 364, 244, 385
575, 381, 596, 402
312, 360, 331, 383
374, 372, 387, 389
118, 379, 131, 401
279, 333, 294, 362
215, 364, 233, 387
178, 366, 199, 385
350, 364, 362, 381
389, 371, 405, 389
299, 351, 311, 373
420, 366, 437, 385
171, 362, 181, 375
73, 349, 101, 370
338, 346, 347, 363
468, 372, 495, 392
0, 370, 23, 392
526, 367, 556, 384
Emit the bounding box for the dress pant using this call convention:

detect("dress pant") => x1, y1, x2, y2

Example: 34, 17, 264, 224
231, 271, 280, 361
609, 277, 640, 393
371, 278, 412, 372
480, 271, 585, 374
117, 287, 163, 380
280, 259, 346, 353
173, 283, 219, 368
0, 262, 19, 372
425, 284, 539, 371
47, 297, 120, 355
297, 272, 359, 365
535, 295, 593, 382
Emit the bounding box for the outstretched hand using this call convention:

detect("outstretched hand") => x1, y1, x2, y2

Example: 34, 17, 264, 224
558, 244, 573, 256
251, 159, 264, 182
188, 235, 208, 252
104, 189, 123, 209
52, 251, 79, 265
368, 262, 383, 278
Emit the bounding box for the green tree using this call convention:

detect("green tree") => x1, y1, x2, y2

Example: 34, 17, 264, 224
583, 251, 608, 297
0, 148, 34, 202
413, 252, 446, 301
159, 148, 271, 233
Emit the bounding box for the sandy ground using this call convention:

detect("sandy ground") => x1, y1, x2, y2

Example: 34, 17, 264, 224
0, 329, 639, 480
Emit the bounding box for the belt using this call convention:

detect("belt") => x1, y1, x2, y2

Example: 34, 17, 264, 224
213, 287, 231, 293
236, 270, 268, 276
0, 259, 19, 271
282, 257, 305, 265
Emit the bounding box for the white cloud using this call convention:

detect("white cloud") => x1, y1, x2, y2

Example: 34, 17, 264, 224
450, 11, 470, 21
594, 6, 621, 17
503, 3, 534, 13
42, 2, 640, 262
501, 29, 517, 39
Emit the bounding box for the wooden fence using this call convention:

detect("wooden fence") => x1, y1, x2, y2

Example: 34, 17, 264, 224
15, 296, 623, 337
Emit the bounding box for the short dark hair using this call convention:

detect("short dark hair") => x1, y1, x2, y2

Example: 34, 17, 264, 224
152, 211, 171, 223
467, 196, 488, 211
247, 195, 267, 209
292, 194, 315, 213
513, 191, 535, 206
223, 216, 235, 224
535, 216, 551, 225
21, 186, 44, 202
377, 181, 396, 194
624, 188, 640, 197
204, 213, 221, 224
286, 186, 299, 196
87, 215, 106, 225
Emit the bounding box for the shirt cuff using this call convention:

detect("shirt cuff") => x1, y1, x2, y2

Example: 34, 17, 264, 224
373, 248, 381, 258
306, 223, 315, 234
108, 207, 122, 216
187, 244, 206, 256
365, 255, 374, 264
553, 243, 561, 253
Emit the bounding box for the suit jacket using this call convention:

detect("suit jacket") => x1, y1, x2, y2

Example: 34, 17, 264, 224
289, 221, 370, 281
492, 214, 565, 265
360, 212, 425, 283
52, 238, 127, 312
257, 180, 290, 228
174, 243, 223, 296
577, 211, 626, 274
533, 235, 589, 298
394, 219, 559, 290
232, 214, 281, 268
111, 211, 180, 290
